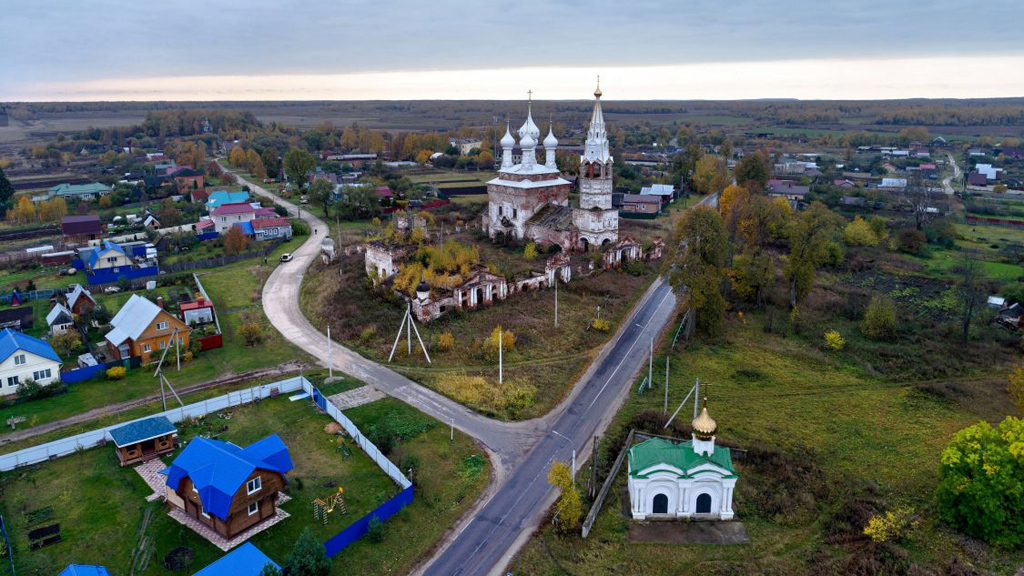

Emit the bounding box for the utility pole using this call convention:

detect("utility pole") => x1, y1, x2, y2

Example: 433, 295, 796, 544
554, 272, 558, 328
648, 338, 653, 393
571, 449, 576, 483
498, 327, 503, 385
590, 436, 600, 499
664, 356, 669, 415
327, 325, 333, 378
450, 418, 454, 442
694, 377, 701, 419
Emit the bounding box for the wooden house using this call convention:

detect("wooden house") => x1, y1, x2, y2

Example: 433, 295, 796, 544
108, 416, 177, 466
164, 434, 293, 539
67, 284, 96, 316
105, 294, 190, 363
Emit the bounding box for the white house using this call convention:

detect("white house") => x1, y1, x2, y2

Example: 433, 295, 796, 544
627, 402, 737, 520
0, 328, 63, 396
46, 303, 74, 335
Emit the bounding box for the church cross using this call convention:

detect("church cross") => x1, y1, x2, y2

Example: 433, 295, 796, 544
527, 89, 532, 102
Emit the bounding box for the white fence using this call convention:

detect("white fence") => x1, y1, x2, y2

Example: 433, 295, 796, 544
0, 376, 305, 472
303, 380, 412, 489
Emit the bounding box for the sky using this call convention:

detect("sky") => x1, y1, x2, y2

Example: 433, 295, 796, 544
3, 0, 1023, 101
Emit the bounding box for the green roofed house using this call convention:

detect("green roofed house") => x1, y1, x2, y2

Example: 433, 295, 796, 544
108, 415, 177, 466
627, 401, 737, 520
49, 182, 113, 200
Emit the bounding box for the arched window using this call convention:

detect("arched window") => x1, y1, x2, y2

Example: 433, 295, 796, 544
696, 493, 712, 514
652, 493, 668, 514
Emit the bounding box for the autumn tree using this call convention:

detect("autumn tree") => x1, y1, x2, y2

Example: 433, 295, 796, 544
309, 178, 334, 217
223, 225, 248, 255
547, 461, 582, 533
735, 149, 771, 191
784, 201, 843, 307
38, 197, 68, 223
283, 148, 316, 190
228, 145, 247, 167
726, 192, 789, 307
7, 196, 36, 225
0, 166, 14, 215
158, 198, 182, 227
693, 155, 728, 196
671, 206, 728, 335
476, 150, 495, 170
670, 143, 701, 193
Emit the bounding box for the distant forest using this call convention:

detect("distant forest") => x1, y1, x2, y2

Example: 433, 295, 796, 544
6, 98, 1024, 129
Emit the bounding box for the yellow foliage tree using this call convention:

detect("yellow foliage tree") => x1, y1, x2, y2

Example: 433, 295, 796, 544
547, 461, 582, 532
523, 242, 538, 259
8, 196, 36, 225
842, 216, 879, 247
98, 195, 113, 208
228, 145, 247, 167
719, 184, 748, 225
439, 332, 455, 351
485, 326, 515, 360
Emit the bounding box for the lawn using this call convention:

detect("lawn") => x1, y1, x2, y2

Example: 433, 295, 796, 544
0, 386, 490, 576
0, 237, 314, 445
901, 247, 1022, 282
510, 312, 1023, 575
0, 266, 84, 293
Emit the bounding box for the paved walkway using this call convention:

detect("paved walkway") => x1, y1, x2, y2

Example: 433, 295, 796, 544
328, 385, 386, 410
167, 493, 292, 551
134, 458, 169, 502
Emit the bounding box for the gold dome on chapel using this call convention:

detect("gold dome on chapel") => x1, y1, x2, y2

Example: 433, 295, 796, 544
594, 76, 602, 99
691, 402, 717, 440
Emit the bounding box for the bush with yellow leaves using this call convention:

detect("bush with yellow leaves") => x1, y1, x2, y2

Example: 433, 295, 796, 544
824, 329, 845, 351
863, 507, 917, 543
439, 332, 455, 352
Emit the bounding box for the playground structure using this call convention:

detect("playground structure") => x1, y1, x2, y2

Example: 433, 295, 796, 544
313, 487, 348, 525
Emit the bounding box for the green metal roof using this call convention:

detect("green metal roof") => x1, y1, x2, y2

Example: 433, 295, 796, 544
49, 183, 112, 196
628, 437, 736, 479
109, 416, 176, 447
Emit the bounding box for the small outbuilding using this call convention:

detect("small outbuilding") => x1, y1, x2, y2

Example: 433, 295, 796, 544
108, 415, 178, 466
46, 303, 75, 335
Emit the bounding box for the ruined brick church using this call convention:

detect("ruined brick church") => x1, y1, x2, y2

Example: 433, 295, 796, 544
483, 82, 618, 252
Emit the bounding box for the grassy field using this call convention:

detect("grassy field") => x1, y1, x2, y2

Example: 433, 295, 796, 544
0, 238, 314, 444
510, 311, 1022, 575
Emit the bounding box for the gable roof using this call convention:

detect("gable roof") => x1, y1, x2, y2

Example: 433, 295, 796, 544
0, 327, 61, 364
640, 184, 675, 197
628, 436, 735, 479
61, 215, 102, 236
211, 202, 256, 216
207, 191, 250, 207
251, 217, 291, 230
46, 303, 74, 326
165, 434, 293, 521
68, 284, 95, 309
87, 241, 127, 269
58, 566, 112, 576
109, 416, 177, 447
105, 294, 166, 346
49, 183, 112, 197
192, 542, 278, 576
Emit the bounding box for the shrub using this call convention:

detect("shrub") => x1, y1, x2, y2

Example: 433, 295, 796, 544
863, 507, 918, 543
868, 216, 887, 240
547, 461, 582, 532
399, 453, 421, 478
861, 296, 897, 341
183, 351, 194, 363
366, 515, 385, 543
435, 373, 536, 418
896, 229, 927, 255
367, 421, 397, 455
438, 331, 455, 351
935, 417, 1024, 547
624, 259, 646, 276
240, 320, 265, 346
188, 339, 202, 358
106, 366, 126, 380
51, 331, 84, 357
284, 527, 331, 575
359, 325, 377, 344
824, 329, 845, 351
842, 216, 879, 247
483, 325, 515, 361
591, 318, 610, 332
523, 242, 537, 259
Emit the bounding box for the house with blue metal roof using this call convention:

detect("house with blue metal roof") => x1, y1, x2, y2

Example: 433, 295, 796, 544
85, 241, 131, 271
166, 434, 293, 539
192, 542, 278, 576
58, 565, 112, 576
0, 328, 62, 397
109, 415, 177, 466
206, 190, 250, 210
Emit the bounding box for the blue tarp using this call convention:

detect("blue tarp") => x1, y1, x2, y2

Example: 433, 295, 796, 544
165, 435, 293, 521
59, 566, 112, 576
192, 542, 278, 576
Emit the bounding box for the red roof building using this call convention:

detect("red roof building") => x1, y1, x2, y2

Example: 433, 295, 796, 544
251, 217, 293, 241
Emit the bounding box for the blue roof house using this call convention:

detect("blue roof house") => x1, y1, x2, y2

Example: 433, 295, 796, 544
58, 565, 113, 576
0, 328, 62, 398
166, 434, 293, 539
192, 542, 279, 576
206, 190, 251, 210
86, 241, 131, 271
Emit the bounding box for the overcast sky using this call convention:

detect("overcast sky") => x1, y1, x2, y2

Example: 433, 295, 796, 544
3, 0, 1023, 101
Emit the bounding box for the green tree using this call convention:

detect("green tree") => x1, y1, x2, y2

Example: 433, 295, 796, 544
671, 206, 728, 334
861, 295, 897, 340
547, 461, 582, 533
934, 417, 1024, 547
954, 250, 983, 344
734, 150, 771, 191
284, 527, 331, 576
309, 177, 334, 217
261, 146, 281, 179
283, 148, 316, 190
693, 155, 728, 196
784, 201, 843, 307
842, 216, 879, 247
0, 166, 14, 216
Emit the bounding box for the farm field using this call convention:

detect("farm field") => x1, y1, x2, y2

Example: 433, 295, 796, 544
511, 311, 1022, 575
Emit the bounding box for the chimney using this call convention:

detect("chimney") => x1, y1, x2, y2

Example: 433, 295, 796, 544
157, 296, 164, 309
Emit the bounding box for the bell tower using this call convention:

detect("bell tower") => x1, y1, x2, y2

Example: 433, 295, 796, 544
574, 77, 618, 250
